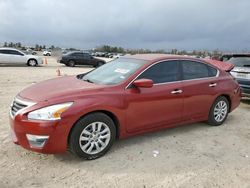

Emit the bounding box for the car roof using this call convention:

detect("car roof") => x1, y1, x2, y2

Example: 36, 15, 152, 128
122, 54, 234, 71
123, 53, 199, 62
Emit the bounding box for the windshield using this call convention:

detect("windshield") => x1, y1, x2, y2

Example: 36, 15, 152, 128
80, 58, 147, 85
227, 57, 250, 67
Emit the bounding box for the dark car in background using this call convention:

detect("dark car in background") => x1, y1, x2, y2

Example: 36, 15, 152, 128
59, 51, 105, 67
220, 54, 250, 97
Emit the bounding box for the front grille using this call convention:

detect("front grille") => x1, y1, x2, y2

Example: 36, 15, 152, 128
10, 98, 36, 117
11, 100, 28, 117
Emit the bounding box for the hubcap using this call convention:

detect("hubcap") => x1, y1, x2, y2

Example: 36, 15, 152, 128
214, 101, 228, 122
79, 122, 111, 155
29, 60, 36, 66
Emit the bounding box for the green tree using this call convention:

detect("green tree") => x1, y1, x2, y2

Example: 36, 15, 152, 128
35, 44, 39, 51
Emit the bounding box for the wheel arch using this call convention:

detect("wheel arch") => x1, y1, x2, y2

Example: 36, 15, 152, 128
67, 110, 120, 145
27, 58, 37, 66
220, 94, 232, 112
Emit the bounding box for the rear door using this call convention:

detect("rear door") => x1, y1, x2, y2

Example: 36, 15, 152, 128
73, 52, 83, 64
180, 60, 219, 121
125, 60, 183, 132
83, 53, 92, 65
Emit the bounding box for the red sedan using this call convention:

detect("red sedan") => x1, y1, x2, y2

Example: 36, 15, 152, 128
9, 54, 241, 159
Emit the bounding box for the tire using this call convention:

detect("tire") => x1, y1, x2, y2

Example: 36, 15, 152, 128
207, 96, 229, 126
27, 59, 37, 67
69, 112, 116, 160
68, 60, 75, 67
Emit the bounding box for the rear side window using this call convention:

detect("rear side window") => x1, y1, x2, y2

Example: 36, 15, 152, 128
208, 66, 218, 77
0, 50, 9, 54
74, 52, 83, 57
83, 53, 91, 59
137, 61, 180, 84
181, 61, 217, 80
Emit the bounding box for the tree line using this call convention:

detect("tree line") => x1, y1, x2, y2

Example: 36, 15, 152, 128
2, 42, 223, 57
3, 42, 57, 51
94, 45, 222, 58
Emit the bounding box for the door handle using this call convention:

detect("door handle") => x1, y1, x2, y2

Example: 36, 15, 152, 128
171, 89, 183, 94
209, 83, 217, 87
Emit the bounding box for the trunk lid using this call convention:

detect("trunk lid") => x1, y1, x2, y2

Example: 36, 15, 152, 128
205, 59, 234, 72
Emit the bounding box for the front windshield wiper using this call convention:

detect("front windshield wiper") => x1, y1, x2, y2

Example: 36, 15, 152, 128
83, 78, 94, 83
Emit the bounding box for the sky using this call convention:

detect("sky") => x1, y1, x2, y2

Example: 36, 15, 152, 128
0, 0, 250, 51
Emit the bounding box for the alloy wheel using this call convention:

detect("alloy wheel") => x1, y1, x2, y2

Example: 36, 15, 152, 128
79, 122, 111, 155
213, 100, 228, 122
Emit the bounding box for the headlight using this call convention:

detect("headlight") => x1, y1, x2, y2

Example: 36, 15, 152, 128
27, 102, 73, 121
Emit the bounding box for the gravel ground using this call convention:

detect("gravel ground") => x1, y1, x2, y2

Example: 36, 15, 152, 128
0, 57, 250, 188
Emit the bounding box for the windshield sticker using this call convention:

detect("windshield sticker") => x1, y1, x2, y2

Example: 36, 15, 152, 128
114, 68, 130, 74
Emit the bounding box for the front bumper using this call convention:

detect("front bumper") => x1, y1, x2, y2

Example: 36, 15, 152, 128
9, 114, 72, 154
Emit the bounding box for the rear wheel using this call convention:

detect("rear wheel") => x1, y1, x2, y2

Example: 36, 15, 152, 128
68, 60, 75, 67
69, 113, 116, 160
27, 59, 37, 66
207, 96, 229, 126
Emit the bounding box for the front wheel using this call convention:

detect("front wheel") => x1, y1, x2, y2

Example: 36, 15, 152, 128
207, 96, 229, 126
69, 113, 116, 160
27, 59, 37, 66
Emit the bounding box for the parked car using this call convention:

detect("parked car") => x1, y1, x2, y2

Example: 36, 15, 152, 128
104, 53, 114, 58
113, 53, 123, 59
43, 50, 51, 56
0, 48, 42, 66
25, 49, 37, 55
220, 54, 250, 97
95, 52, 106, 57
9, 54, 241, 159
58, 51, 105, 67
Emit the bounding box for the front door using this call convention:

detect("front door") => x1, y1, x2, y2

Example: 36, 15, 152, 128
125, 60, 183, 133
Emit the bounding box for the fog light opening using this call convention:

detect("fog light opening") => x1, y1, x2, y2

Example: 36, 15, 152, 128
26, 134, 49, 148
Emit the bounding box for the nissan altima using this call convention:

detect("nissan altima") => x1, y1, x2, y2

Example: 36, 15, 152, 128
9, 54, 241, 159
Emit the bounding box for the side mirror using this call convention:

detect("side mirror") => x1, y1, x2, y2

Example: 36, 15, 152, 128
133, 79, 153, 88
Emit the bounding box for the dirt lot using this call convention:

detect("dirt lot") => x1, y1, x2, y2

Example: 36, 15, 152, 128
0, 57, 250, 188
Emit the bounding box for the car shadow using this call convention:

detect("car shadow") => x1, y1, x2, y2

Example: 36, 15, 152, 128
0, 64, 43, 67
53, 122, 210, 163
62, 65, 96, 68
241, 98, 250, 105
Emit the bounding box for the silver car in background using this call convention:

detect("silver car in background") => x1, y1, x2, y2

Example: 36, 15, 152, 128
223, 55, 250, 98
0, 48, 43, 66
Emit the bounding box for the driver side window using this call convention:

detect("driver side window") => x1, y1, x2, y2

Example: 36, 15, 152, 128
137, 60, 180, 84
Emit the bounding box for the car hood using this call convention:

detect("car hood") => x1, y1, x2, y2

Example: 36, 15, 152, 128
18, 75, 106, 102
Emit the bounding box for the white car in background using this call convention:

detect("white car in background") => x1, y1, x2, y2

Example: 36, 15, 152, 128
0, 48, 43, 66
43, 50, 51, 56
